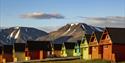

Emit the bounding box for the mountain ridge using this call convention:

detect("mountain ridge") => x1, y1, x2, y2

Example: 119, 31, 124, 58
0, 23, 104, 45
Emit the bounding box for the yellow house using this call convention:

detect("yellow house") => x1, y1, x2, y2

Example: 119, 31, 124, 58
80, 34, 91, 60
61, 43, 67, 57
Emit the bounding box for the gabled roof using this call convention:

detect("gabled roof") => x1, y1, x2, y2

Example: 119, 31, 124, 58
3, 45, 13, 54
94, 31, 103, 42
106, 27, 125, 44
53, 44, 62, 50
0, 46, 2, 54
14, 43, 26, 52
77, 40, 81, 46
85, 34, 91, 42
27, 41, 52, 51
64, 42, 75, 49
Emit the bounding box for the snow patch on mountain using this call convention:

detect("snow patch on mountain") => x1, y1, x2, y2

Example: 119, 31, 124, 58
10, 30, 16, 38
68, 29, 76, 35
14, 29, 20, 39
71, 24, 74, 26
15, 26, 20, 29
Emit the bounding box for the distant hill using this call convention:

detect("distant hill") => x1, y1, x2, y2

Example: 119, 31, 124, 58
0, 27, 48, 45
0, 23, 104, 45
37, 23, 103, 44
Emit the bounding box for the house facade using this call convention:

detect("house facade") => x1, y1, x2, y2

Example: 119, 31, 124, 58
53, 44, 62, 57
99, 28, 125, 62
80, 34, 91, 60
89, 32, 102, 60
64, 42, 76, 57
3, 45, 14, 62
14, 43, 26, 61
27, 41, 52, 60
61, 43, 67, 57
74, 40, 81, 56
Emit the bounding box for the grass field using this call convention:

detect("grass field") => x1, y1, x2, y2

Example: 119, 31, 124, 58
27, 59, 125, 63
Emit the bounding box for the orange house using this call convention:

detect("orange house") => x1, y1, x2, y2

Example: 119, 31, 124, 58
3, 45, 14, 62
27, 41, 52, 60
99, 28, 125, 62
89, 32, 102, 59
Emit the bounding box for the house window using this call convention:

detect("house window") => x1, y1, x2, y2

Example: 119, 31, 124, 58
84, 48, 86, 50
75, 49, 77, 53
104, 45, 108, 48
93, 47, 96, 50
91, 37, 95, 42
102, 34, 107, 40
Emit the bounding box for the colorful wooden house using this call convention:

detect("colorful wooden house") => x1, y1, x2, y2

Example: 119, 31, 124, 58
61, 43, 67, 57
0, 46, 3, 63
89, 32, 102, 59
53, 40, 67, 57
3, 45, 14, 62
74, 40, 81, 56
64, 42, 76, 57
27, 41, 52, 60
99, 28, 125, 62
80, 34, 91, 60
53, 44, 62, 57
14, 43, 26, 61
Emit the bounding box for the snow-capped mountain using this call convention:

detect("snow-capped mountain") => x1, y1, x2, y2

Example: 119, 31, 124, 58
0, 27, 48, 45
37, 23, 104, 43
0, 23, 103, 45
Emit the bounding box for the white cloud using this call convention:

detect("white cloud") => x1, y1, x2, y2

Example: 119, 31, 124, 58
83, 16, 125, 27
20, 12, 65, 19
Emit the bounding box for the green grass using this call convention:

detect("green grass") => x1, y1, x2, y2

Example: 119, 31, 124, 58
24, 59, 125, 63
39, 59, 111, 63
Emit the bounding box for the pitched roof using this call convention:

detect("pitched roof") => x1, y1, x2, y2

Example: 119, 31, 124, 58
85, 34, 91, 42
106, 27, 125, 44
27, 41, 52, 51
14, 43, 26, 52
77, 40, 81, 46
3, 45, 13, 54
53, 44, 62, 50
64, 42, 75, 49
94, 31, 103, 42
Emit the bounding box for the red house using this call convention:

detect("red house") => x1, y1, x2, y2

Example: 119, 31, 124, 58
99, 28, 125, 62
27, 41, 52, 60
89, 32, 102, 59
3, 45, 14, 62
0, 46, 3, 63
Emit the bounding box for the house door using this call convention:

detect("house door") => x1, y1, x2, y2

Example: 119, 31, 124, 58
29, 51, 40, 60
103, 45, 112, 60
83, 47, 89, 59
92, 46, 98, 59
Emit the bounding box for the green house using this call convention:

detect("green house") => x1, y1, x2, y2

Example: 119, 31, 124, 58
74, 40, 81, 56
80, 34, 91, 60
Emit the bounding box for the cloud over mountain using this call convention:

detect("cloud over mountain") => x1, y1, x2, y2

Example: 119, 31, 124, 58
83, 16, 125, 27
20, 12, 65, 19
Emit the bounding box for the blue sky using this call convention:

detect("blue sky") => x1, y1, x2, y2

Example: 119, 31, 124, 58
0, 0, 125, 29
